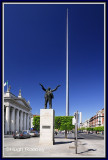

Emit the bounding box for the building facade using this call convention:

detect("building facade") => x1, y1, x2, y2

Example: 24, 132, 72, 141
4, 89, 32, 134
80, 108, 104, 129
96, 108, 104, 126
89, 108, 104, 127
80, 119, 89, 128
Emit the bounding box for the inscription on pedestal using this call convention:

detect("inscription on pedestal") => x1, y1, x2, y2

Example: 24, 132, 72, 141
42, 126, 50, 129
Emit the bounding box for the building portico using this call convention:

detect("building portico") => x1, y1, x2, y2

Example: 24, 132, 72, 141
4, 89, 32, 134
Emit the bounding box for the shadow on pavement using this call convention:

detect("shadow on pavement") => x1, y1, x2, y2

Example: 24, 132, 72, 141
4, 135, 13, 138
55, 137, 66, 139
78, 149, 96, 154
68, 137, 85, 139
82, 143, 87, 145
55, 137, 85, 140
55, 141, 73, 145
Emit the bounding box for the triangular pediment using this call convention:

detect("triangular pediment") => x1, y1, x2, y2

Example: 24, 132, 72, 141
16, 99, 27, 107
4, 92, 31, 110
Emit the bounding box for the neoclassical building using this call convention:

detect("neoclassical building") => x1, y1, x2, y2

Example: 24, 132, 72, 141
4, 88, 32, 134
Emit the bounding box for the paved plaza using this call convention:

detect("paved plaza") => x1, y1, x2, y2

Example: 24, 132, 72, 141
3, 133, 105, 158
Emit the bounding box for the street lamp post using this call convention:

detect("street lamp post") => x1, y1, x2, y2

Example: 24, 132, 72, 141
74, 111, 78, 154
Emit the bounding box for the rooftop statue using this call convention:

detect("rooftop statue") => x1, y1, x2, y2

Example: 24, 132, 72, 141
8, 85, 11, 92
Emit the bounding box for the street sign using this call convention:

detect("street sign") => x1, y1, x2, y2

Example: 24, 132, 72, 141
72, 117, 76, 125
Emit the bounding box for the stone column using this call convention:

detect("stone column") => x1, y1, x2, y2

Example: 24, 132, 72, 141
20, 111, 23, 131
24, 112, 26, 130
5, 106, 10, 134
27, 114, 29, 130
29, 116, 31, 129
23, 112, 24, 130
22, 111, 24, 130
26, 113, 27, 130
4, 107, 6, 134
11, 107, 15, 133
16, 109, 19, 132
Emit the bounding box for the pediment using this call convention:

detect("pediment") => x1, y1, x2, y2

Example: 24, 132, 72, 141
4, 92, 31, 110
16, 99, 27, 107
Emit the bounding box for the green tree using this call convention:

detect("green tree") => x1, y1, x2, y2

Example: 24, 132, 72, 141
80, 127, 86, 131
86, 127, 94, 131
33, 115, 74, 138
94, 126, 104, 132
33, 116, 40, 131
55, 116, 61, 129
55, 116, 74, 138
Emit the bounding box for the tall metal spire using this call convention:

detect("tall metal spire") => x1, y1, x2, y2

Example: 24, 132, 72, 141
66, 8, 69, 116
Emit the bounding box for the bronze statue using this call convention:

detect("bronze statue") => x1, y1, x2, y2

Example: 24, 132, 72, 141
39, 83, 61, 109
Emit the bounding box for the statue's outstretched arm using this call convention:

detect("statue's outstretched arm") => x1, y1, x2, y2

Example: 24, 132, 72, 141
51, 85, 61, 92
39, 83, 46, 91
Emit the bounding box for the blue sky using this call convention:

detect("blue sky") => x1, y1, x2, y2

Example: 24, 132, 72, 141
4, 3, 104, 122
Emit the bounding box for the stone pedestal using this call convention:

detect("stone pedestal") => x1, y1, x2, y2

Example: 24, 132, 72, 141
39, 109, 55, 145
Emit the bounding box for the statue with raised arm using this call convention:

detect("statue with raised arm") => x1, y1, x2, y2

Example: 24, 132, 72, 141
39, 83, 61, 109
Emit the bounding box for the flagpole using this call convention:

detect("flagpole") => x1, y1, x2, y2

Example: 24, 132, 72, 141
66, 8, 69, 116
7, 80, 8, 91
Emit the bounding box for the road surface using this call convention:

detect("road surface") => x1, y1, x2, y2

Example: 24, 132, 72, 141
55, 133, 104, 140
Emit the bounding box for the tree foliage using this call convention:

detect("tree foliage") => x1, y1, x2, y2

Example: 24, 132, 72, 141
32, 115, 74, 137
86, 126, 104, 131
79, 127, 86, 131
55, 116, 74, 130
33, 116, 40, 131
55, 116, 74, 138
93, 126, 104, 131
86, 127, 94, 131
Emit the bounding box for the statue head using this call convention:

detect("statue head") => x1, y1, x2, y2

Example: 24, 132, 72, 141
48, 87, 51, 91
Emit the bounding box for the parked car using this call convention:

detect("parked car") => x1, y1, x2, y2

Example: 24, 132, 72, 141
13, 131, 21, 139
29, 131, 40, 137
13, 131, 31, 139
22, 130, 31, 138
23, 130, 30, 133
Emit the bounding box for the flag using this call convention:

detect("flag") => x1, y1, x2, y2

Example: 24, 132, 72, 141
4, 81, 8, 87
